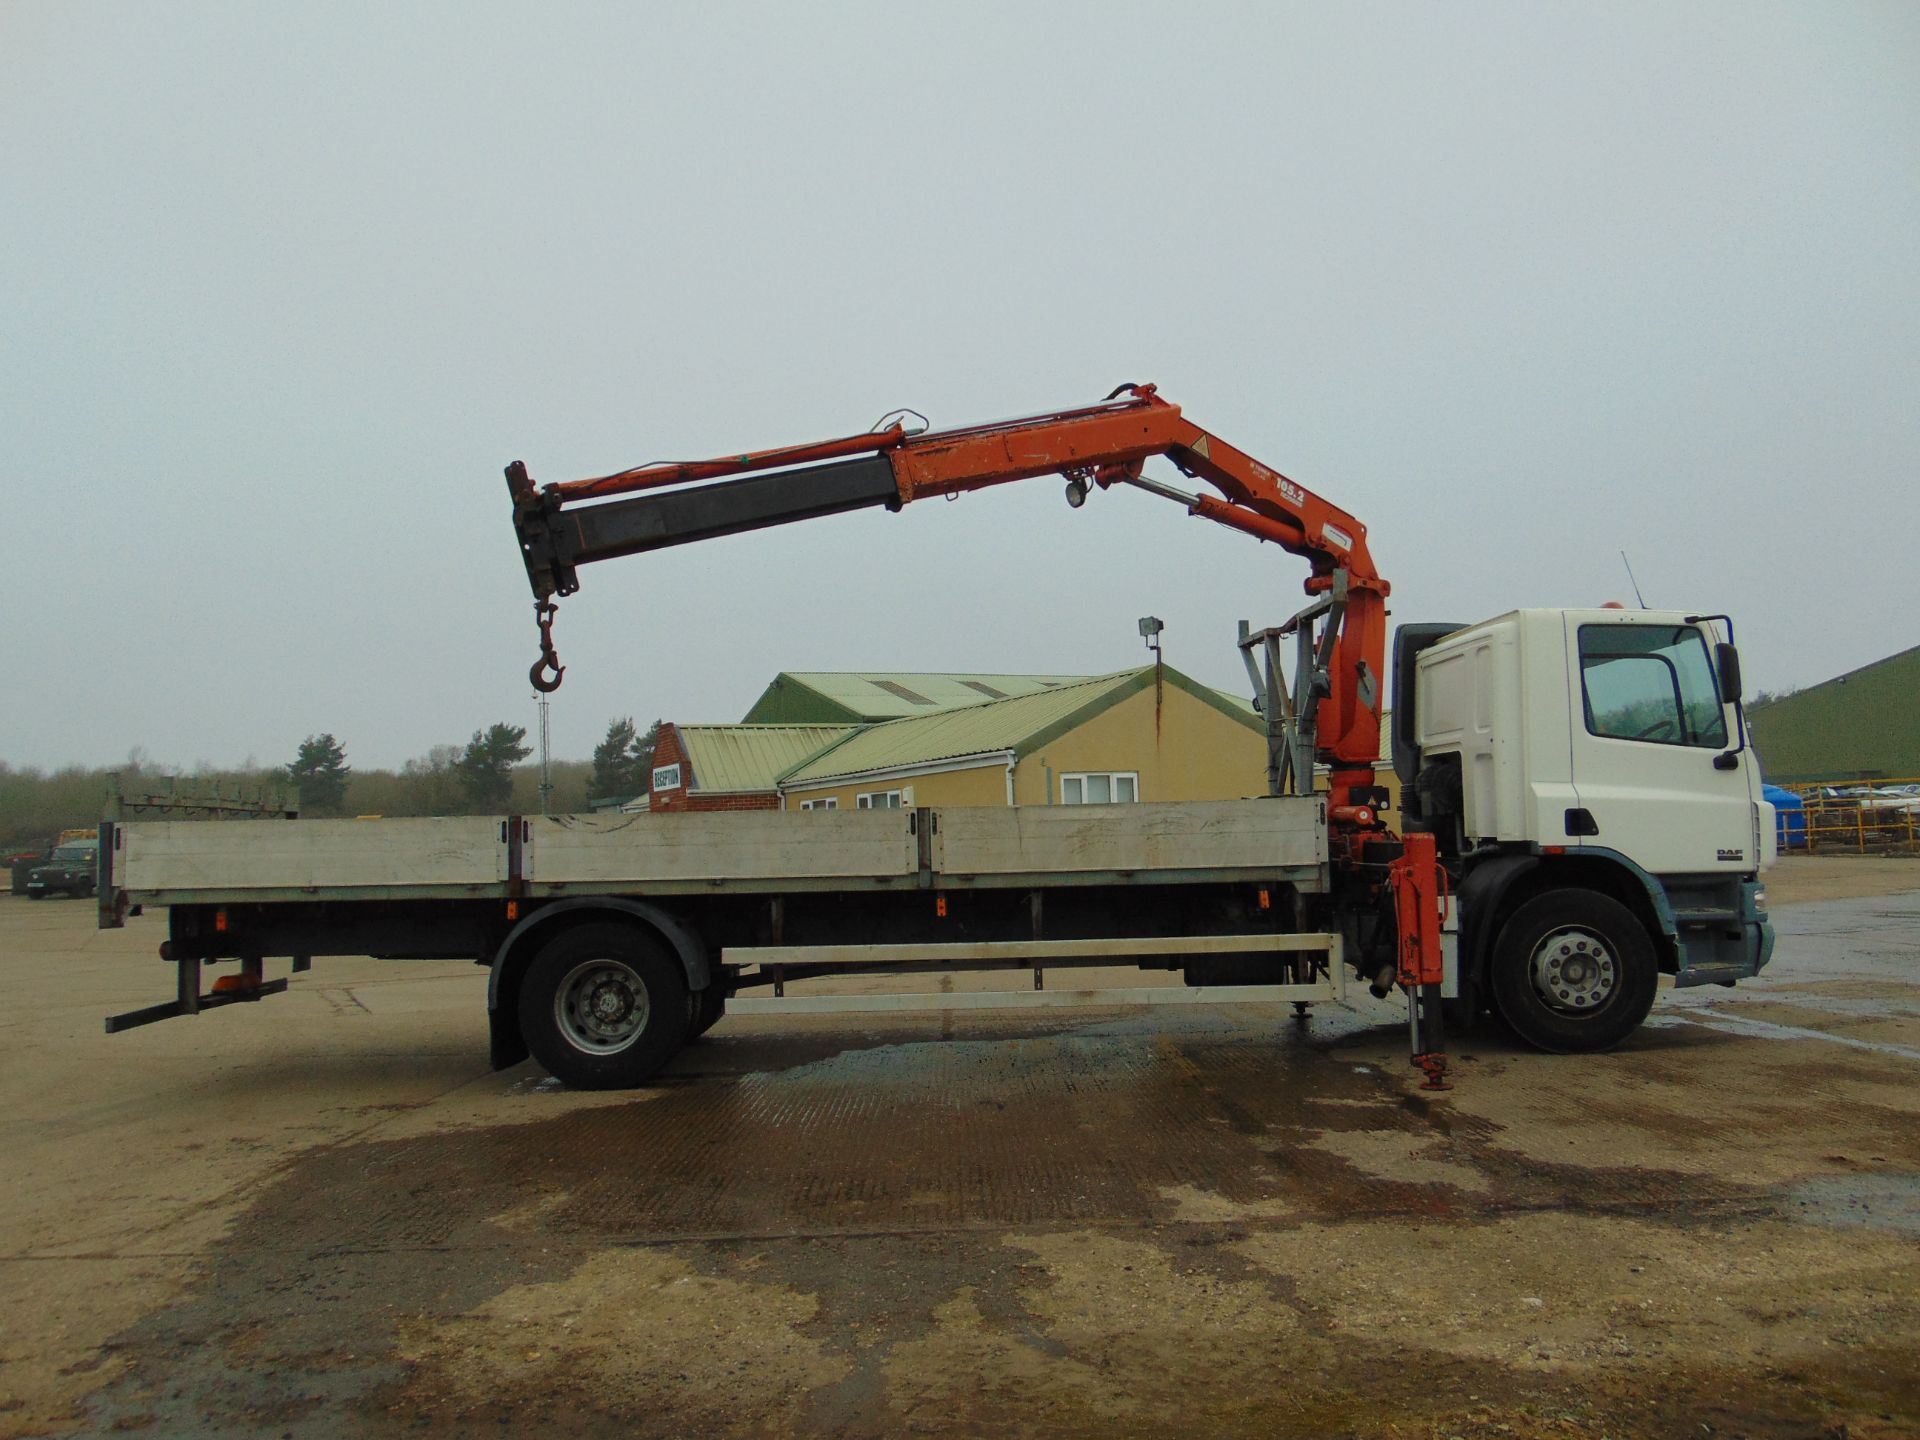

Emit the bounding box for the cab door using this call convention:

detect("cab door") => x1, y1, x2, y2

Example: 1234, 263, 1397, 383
1564, 615, 1756, 876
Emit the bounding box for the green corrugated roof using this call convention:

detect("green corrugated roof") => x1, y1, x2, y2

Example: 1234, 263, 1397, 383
780, 665, 1263, 786
1212, 688, 1258, 720
676, 724, 855, 792
1749, 645, 1920, 782
741, 671, 1091, 724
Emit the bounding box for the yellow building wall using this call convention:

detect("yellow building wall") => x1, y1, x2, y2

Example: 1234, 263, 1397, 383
780, 686, 1405, 815
783, 762, 1009, 811
1013, 681, 1266, 805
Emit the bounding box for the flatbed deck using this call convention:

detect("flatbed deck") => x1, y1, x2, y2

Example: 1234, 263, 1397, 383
108, 800, 1327, 907
100, 799, 1339, 1084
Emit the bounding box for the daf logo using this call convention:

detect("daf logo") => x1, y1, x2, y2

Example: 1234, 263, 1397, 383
1717, 848, 1744, 862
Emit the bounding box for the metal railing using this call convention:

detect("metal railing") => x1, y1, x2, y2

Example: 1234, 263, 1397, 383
1775, 778, 1920, 854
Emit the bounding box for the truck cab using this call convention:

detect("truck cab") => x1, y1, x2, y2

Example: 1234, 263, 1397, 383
1395, 608, 1774, 1050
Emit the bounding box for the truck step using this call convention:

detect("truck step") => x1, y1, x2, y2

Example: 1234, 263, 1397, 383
1671, 908, 1742, 926
728, 980, 1345, 1016
1674, 962, 1757, 990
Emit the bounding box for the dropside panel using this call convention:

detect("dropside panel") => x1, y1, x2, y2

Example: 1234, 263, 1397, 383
523, 810, 920, 888
119, 817, 506, 894
932, 800, 1325, 884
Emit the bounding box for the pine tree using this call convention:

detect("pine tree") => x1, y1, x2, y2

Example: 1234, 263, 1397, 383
587, 718, 663, 804
589, 717, 641, 803
286, 733, 351, 815
456, 723, 532, 811
636, 720, 660, 778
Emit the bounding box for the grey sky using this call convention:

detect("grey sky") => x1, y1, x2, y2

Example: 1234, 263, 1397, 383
4, 2, 1915, 772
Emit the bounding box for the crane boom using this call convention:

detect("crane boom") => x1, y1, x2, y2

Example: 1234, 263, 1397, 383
506, 384, 1390, 795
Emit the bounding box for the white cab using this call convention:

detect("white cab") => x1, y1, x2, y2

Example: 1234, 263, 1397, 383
1416, 609, 1766, 875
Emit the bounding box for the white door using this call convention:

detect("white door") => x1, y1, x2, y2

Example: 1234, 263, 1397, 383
1564, 616, 1757, 876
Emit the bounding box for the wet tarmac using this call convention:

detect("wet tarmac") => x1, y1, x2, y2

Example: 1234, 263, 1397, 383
3, 882, 1917, 1438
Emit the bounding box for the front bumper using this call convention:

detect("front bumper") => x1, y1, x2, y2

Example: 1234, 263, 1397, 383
1746, 878, 1776, 975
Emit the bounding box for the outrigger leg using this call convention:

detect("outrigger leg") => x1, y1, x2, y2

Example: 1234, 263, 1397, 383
1389, 832, 1451, 1092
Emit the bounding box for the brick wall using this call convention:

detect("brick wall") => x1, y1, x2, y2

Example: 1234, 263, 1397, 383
649, 724, 690, 812
648, 724, 779, 813
686, 793, 779, 812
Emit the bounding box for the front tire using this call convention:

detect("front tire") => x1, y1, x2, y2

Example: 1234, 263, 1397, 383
1489, 889, 1657, 1053
517, 923, 690, 1089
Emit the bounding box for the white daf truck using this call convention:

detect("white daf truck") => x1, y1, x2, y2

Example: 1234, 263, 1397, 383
98, 388, 1773, 1088
99, 605, 1773, 1089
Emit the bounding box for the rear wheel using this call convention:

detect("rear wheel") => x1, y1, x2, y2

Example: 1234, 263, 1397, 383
1489, 889, 1657, 1053
687, 982, 727, 1040
518, 923, 689, 1089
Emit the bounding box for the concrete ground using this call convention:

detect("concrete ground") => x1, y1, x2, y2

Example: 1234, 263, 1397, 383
1, 855, 1916, 1439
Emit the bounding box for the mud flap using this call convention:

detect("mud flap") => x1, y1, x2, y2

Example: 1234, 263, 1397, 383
489, 1003, 530, 1070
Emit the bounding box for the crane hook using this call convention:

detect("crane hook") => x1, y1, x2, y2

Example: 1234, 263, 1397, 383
530, 599, 565, 693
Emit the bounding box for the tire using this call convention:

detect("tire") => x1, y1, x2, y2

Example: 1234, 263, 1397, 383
517, 922, 690, 1089
687, 982, 727, 1041
1488, 889, 1658, 1053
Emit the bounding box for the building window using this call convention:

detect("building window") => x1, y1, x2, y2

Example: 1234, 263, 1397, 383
800, 797, 838, 811
651, 763, 683, 791
1061, 772, 1139, 804
857, 790, 904, 809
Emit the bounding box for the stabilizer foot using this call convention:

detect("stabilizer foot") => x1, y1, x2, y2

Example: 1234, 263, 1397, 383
1412, 1052, 1452, 1092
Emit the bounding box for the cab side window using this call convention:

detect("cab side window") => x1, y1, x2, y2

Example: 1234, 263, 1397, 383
1579, 625, 1728, 748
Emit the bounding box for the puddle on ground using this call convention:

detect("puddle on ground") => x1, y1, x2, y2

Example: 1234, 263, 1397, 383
1783, 1172, 1920, 1236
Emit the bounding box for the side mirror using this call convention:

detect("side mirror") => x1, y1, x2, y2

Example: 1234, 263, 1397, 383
1716, 642, 1743, 702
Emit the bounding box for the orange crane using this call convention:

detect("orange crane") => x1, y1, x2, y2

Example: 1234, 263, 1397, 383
505, 383, 1452, 1087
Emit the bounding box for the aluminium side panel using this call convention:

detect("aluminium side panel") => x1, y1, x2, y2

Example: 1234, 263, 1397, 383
524, 810, 920, 890
931, 799, 1324, 884
119, 817, 506, 895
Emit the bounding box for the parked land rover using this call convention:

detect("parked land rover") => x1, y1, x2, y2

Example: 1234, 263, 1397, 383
28, 840, 99, 899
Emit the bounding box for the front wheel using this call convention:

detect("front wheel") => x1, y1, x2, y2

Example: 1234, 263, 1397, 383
518, 923, 690, 1089
1488, 889, 1658, 1053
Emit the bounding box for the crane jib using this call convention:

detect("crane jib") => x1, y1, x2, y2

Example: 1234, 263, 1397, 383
512, 454, 901, 601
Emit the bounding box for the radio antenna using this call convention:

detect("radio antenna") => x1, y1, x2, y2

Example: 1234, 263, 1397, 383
1620, 551, 1648, 609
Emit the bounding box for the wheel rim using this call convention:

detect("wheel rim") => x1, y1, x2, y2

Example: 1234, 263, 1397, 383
1528, 927, 1618, 1013
553, 957, 651, 1055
